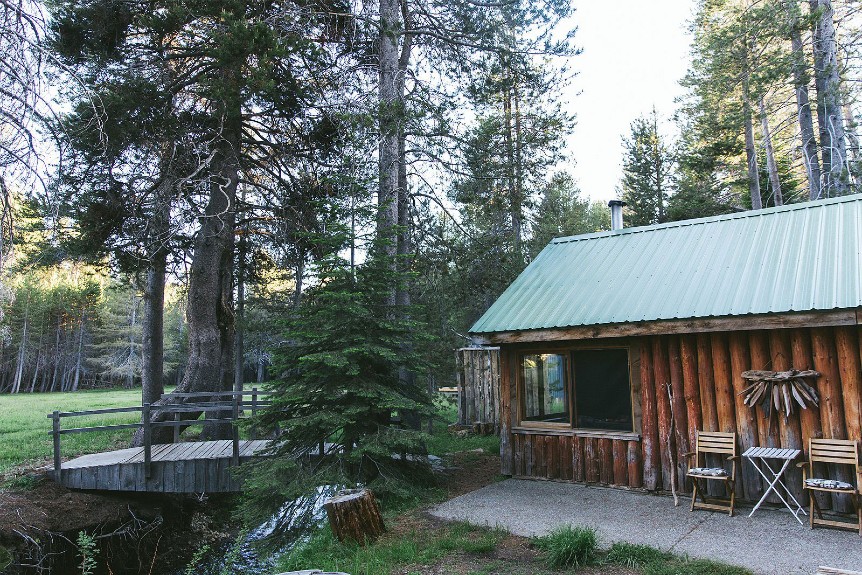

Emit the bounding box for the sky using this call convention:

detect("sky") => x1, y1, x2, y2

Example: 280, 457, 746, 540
564, 0, 696, 203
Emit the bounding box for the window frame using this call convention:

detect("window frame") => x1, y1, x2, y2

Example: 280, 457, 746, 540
517, 351, 574, 429
515, 343, 639, 434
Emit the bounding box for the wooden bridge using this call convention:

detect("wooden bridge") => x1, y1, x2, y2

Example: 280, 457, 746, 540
49, 390, 274, 493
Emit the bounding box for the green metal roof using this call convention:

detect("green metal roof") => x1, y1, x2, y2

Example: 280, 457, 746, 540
470, 195, 862, 334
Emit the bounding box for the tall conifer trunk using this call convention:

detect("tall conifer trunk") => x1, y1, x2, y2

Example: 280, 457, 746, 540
141, 169, 171, 405
810, 0, 848, 196
378, 0, 401, 281
134, 68, 241, 445
759, 97, 783, 206
743, 95, 763, 209
787, 1, 822, 199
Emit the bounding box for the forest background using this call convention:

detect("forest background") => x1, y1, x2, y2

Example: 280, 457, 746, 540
0, 0, 860, 405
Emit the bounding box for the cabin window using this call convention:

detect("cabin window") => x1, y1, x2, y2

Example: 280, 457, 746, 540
572, 349, 632, 431
522, 353, 569, 423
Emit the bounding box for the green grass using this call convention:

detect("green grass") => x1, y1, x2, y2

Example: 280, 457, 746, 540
425, 398, 501, 457
605, 542, 753, 575
277, 521, 506, 575
533, 525, 599, 569
0, 387, 145, 475
606, 542, 675, 569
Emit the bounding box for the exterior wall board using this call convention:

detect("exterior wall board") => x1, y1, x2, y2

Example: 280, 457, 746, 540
499, 325, 862, 506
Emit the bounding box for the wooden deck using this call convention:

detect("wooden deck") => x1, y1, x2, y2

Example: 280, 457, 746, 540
57, 440, 270, 493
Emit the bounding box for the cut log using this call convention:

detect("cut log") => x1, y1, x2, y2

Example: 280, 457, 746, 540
324, 488, 386, 545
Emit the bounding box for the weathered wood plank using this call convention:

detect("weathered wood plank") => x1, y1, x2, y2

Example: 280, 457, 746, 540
791, 330, 830, 510
612, 440, 627, 485
547, 435, 558, 480
639, 339, 660, 491
500, 349, 512, 475
835, 326, 862, 442
652, 336, 674, 491
680, 335, 702, 453
711, 333, 737, 435
667, 336, 690, 492
728, 331, 760, 501
474, 310, 858, 345
696, 334, 718, 432
768, 329, 806, 505
573, 435, 584, 482
749, 331, 780, 451
748, 331, 781, 504
599, 438, 613, 484
812, 328, 847, 441
811, 328, 853, 513
513, 433, 522, 476
627, 440, 642, 488
560, 435, 573, 481
584, 438, 599, 483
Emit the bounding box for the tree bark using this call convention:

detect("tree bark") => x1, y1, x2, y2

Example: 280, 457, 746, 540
141, 166, 172, 405
843, 101, 859, 184
134, 73, 240, 445
234, 227, 246, 393
758, 97, 783, 206
744, 96, 762, 209
71, 311, 85, 391
11, 304, 28, 394
378, 0, 401, 281
810, 0, 848, 196
324, 489, 386, 545
788, 0, 823, 200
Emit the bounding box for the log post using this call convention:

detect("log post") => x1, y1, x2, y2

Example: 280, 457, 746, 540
811, 327, 852, 513
143, 403, 152, 479
652, 336, 674, 491
768, 329, 805, 506
639, 339, 661, 490
52, 411, 62, 483
324, 489, 386, 545
728, 332, 760, 501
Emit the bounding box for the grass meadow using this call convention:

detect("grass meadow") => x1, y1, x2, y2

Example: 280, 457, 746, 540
0, 387, 144, 475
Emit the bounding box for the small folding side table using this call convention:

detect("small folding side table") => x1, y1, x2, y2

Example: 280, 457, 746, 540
743, 446, 806, 524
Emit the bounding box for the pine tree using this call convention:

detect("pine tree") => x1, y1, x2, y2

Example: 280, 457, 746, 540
238, 248, 434, 545
619, 110, 674, 227
529, 172, 609, 256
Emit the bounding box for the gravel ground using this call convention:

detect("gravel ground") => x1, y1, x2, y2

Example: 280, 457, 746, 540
430, 479, 862, 575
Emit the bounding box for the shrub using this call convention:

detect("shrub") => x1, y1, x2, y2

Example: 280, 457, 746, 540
606, 542, 673, 568
534, 524, 598, 569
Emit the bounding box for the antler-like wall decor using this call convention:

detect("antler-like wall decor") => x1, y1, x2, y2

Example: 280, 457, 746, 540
739, 369, 820, 420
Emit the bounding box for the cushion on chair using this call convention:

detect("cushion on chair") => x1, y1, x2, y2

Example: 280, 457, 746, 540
804, 478, 854, 490
687, 467, 727, 477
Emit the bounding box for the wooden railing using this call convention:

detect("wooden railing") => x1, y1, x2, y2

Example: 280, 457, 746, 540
48, 389, 272, 482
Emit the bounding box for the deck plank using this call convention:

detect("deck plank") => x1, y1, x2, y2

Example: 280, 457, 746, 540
54, 439, 272, 493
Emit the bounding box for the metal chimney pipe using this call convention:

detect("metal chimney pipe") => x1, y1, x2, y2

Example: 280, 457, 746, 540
608, 200, 626, 231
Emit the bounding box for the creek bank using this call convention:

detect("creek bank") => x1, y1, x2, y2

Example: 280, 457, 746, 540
0, 473, 239, 575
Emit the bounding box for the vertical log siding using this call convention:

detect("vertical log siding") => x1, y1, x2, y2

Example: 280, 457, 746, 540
499, 326, 862, 505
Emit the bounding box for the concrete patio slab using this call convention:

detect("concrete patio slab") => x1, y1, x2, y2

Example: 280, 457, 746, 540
430, 479, 862, 575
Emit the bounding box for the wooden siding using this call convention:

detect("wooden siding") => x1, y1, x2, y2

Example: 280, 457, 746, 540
500, 326, 862, 506
456, 347, 501, 432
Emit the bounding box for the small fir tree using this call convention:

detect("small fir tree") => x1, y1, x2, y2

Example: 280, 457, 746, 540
238, 246, 434, 546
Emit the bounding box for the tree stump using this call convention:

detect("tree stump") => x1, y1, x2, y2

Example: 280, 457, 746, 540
324, 488, 386, 545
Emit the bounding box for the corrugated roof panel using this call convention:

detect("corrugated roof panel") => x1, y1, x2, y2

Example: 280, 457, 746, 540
470, 195, 862, 334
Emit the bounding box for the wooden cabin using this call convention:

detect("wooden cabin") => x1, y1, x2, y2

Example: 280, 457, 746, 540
469, 195, 862, 506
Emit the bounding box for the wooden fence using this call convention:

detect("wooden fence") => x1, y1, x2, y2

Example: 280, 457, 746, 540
455, 347, 500, 432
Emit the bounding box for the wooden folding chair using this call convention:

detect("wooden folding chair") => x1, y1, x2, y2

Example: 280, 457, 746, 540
798, 438, 862, 535
684, 431, 739, 516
